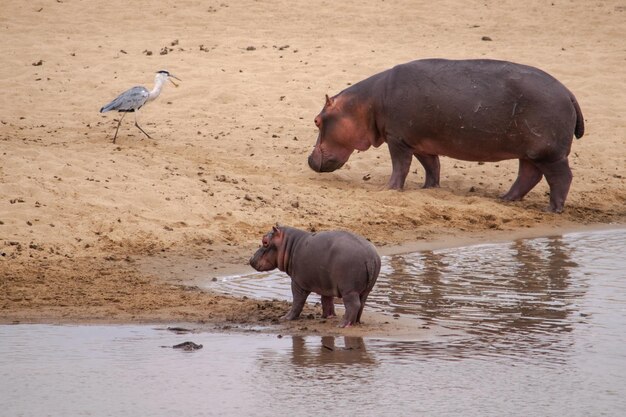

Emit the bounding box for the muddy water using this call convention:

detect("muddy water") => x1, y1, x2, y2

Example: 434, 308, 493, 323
2, 229, 626, 416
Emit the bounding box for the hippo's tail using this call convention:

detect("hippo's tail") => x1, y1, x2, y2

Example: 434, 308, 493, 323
571, 93, 584, 139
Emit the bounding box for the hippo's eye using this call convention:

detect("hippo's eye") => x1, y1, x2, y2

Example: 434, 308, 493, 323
314, 116, 321, 128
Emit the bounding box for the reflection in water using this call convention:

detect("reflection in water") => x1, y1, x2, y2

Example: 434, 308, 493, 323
374, 236, 584, 363
289, 336, 375, 367
256, 336, 376, 389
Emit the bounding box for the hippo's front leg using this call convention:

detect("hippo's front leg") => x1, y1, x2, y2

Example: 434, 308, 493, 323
283, 280, 311, 320
414, 153, 441, 188
321, 295, 336, 318
386, 139, 414, 189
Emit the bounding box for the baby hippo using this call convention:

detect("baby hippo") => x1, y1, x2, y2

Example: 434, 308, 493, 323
249, 225, 381, 327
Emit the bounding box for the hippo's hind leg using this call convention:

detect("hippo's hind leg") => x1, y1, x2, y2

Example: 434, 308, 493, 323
355, 290, 371, 324
502, 159, 543, 201
283, 281, 311, 320
535, 157, 572, 213
321, 295, 336, 318
339, 292, 361, 328
414, 153, 441, 188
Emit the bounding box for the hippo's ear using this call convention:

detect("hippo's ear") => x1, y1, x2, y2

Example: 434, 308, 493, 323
325, 94, 334, 108
271, 225, 284, 241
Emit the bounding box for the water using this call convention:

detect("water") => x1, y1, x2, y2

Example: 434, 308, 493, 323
2, 229, 625, 416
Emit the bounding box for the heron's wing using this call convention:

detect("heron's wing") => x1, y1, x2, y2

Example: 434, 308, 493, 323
100, 86, 150, 112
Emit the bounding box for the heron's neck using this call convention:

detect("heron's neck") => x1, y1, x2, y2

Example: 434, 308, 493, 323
147, 77, 166, 102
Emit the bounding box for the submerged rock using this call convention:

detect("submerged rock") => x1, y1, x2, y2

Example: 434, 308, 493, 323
171, 341, 203, 351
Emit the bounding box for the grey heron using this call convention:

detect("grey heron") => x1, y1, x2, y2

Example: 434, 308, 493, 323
100, 70, 181, 143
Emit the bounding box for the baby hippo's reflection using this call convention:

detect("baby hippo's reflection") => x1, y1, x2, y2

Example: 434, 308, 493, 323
290, 336, 376, 367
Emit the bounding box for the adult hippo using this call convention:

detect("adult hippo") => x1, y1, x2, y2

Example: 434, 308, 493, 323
249, 225, 381, 327
308, 59, 585, 212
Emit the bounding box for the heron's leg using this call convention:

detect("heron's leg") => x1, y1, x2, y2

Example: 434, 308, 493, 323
112, 112, 128, 144
134, 111, 152, 139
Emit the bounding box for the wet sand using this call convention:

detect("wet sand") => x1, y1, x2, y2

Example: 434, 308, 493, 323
1, 1, 625, 336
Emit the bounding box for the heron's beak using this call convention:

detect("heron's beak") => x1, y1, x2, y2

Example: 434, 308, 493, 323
168, 74, 181, 87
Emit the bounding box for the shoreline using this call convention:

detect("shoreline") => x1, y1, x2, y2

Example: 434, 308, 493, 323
3, 222, 623, 338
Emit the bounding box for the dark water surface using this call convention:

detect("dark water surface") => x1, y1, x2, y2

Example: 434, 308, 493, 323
2, 229, 625, 416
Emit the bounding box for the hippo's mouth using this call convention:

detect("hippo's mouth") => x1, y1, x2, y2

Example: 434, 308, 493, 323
307, 152, 345, 173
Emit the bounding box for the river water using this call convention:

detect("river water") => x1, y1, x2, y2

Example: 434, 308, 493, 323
1, 228, 625, 416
